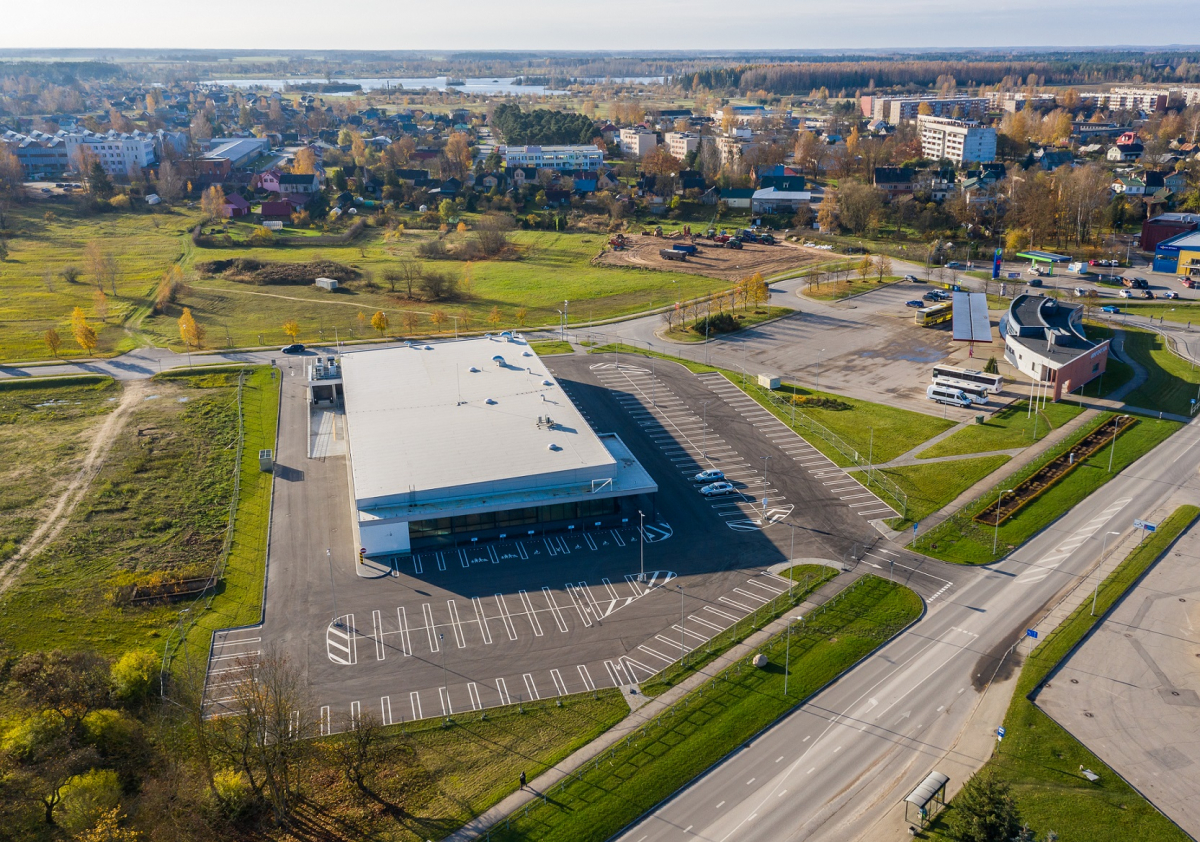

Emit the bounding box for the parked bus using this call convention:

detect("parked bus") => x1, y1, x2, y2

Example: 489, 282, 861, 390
926, 384, 976, 407
931, 365, 1004, 394
914, 302, 953, 327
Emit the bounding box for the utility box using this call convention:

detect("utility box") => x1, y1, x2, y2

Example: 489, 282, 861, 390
258, 449, 274, 472
315, 277, 339, 291
758, 374, 781, 389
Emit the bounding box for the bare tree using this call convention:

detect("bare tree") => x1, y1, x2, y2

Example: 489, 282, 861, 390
474, 213, 513, 256
332, 712, 384, 796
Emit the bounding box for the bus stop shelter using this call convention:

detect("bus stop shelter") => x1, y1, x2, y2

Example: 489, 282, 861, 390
904, 770, 949, 828
1016, 250, 1072, 276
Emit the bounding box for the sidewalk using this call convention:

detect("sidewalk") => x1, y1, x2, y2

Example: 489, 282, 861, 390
441, 567, 857, 842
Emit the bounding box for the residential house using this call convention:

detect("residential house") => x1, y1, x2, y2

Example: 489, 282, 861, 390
1144, 170, 1187, 193
873, 166, 915, 196
751, 187, 811, 214
1107, 132, 1144, 162
260, 200, 295, 219
1036, 149, 1074, 170
720, 188, 755, 209
222, 193, 250, 218
1112, 176, 1146, 196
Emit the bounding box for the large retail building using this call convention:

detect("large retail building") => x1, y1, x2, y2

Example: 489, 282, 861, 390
339, 336, 657, 557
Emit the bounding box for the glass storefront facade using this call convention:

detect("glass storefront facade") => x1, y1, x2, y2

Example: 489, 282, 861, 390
408, 497, 619, 542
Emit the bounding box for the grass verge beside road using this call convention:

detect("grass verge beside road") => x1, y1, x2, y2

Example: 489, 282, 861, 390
801, 275, 902, 301
924, 505, 1199, 842
529, 339, 574, 356
640, 564, 837, 697
177, 366, 280, 665
851, 455, 1012, 532
486, 575, 922, 842
1119, 327, 1200, 416
913, 412, 1181, 564
917, 400, 1083, 459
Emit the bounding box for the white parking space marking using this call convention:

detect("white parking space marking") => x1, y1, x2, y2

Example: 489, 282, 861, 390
639, 644, 675, 662
372, 610, 385, 660
381, 696, 393, 726
518, 590, 544, 636
523, 673, 540, 700
733, 587, 770, 604
350, 700, 361, 728
320, 705, 331, 736
494, 594, 519, 640
396, 607, 413, 656
719, 595, 753, 611
439, 687, 453, 716
447, 600, 467, 648
472, 597, 493, 645
496, 678, 511, 705
541, 587, 570, 632
422, 604, 439, 652
578, 664, 596, 691
551, 669, 569, 696
468, 682, 482, 711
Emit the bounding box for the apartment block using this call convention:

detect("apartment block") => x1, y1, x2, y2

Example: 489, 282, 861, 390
918, 115, 997, 164
663, 131, 700, 159
860, 95, 988, 123
618, 127, 659, 158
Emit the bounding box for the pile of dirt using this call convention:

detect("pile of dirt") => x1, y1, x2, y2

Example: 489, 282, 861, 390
195, 258, 361, 286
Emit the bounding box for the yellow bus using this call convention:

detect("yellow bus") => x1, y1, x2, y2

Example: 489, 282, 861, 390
914, 302, 953, 327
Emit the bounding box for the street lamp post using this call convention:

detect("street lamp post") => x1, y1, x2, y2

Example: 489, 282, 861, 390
784, 614, 805, 696
993, 489, 1014, 555
1108, 415, 1120, 472
679, 584, 686, 667
760, 455, 771, 523
700, 400, 712, 459
1093, 531, 1121, 615
562, 300, 569, 342
816, 348, 826, 392
638, 510, 645, 582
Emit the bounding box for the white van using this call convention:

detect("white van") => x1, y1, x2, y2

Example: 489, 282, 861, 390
927, 384, 975, 407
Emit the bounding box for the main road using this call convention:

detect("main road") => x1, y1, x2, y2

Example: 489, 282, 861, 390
615, 415, 1200, 842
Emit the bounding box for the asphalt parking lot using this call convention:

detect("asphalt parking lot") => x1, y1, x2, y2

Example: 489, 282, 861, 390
1036, 520, 1200, 837
205, 351, 965, 731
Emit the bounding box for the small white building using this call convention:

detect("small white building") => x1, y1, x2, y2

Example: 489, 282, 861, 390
340, 337, 657, 556
315, 277, 339, 291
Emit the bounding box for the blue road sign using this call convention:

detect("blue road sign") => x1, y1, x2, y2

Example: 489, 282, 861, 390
1026, 628, 1038, 639
913, 522, 919, 535
1134, 518, 1157, 533
997, 726, 1006, 738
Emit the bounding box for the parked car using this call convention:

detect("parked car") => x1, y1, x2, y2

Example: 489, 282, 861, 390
700, 481, 735, 497
1073, 287, 1088, 297
1143, 290, 1155, 299
694, 469, 725, 483
946, 261, 964, 269
1181, 277, 1198, 289
932, 290, 952, 300
905, 300, 924, 308
922, 291, 940, 301
1101, 305, 1121, 314
1163, 291, 1180, 299
904, 274, 921, 282
280, 343, 306, 354
1029, 266, 1045, 276
1118, 289, 1133, 298
1027, 278, 1043, 288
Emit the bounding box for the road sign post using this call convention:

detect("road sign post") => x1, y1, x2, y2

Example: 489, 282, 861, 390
997, 726, 1006, 741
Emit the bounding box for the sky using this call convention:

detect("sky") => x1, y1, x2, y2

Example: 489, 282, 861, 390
6, 0, 1200, 52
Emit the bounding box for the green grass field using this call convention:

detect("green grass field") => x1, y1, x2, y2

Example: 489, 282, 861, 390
294, 692, 630, 842
0, 204, 198, 360
0, 206, 736, 361
139, 228, 732, 352
917, 400, 1083, 459
0, 371, 248, 656
529, 339, 574, 356
487, 575, 922, 842
924, 506, 1198, 842
852, 454, 1012, 531
915, 412, 1182, 564
0, 376, 119, 563
1119, 327, 1200, 416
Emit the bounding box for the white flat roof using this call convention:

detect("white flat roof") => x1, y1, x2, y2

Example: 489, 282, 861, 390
341, 337, 618, 510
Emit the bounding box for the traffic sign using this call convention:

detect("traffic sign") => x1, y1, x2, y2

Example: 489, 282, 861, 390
997, 726, 1006, 738
913, 521, 919, 535
1026, 628, 1038, 639
1133, 518, 1157, 533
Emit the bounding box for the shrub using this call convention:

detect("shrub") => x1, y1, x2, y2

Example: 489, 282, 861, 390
59, 769, 121, 834
109, 194, 131, 210
1, 710, 65, 760
692, 312, 739, 334
110, 649, 158, 702
248, 227, 275, 246
210, 768, 255, 820
82, 709, 140, 758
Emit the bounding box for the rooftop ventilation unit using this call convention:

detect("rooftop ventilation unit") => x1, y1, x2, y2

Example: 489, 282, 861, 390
469, 366, 480, 373
542, 379, 553, 386
523, 351, 533, 357
547, 443, 561, 451
485, 398, 497, 405
424, 345, 433, 350
492, 355, 505, 366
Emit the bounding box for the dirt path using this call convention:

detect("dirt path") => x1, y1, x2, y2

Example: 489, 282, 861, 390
0, 379, 148, 595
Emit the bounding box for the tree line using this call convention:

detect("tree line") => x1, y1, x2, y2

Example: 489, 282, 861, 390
490, 103, 596, 145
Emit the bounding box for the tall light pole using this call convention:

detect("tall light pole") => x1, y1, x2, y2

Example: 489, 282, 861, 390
816, 348, 826, 393
638, 509, 645, 582
760, 455, 772, 523
327, 548, 339, 629
563, 299, 569, 342
1108, 415, 1120, 472
700, 399, 712, 459
1092, 531, 1121, 615
992, 489, 1014, 555
784, 615, 804, 697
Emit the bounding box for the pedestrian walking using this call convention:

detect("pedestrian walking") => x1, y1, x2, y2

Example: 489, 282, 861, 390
519, 771, 527, 789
